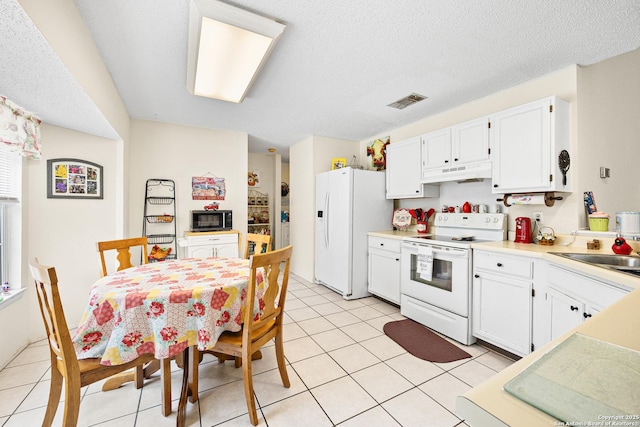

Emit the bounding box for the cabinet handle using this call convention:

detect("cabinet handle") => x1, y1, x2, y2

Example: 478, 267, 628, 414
444, 160, 449, 163
570, 305, 579, 311
395, 258, 400, 261
496, 263, 503, 267
583, 312, 592, 319
474, 274, 480, 278
493, 184, 498, 188
454, 158, 459, 162
380, 243, 384, 246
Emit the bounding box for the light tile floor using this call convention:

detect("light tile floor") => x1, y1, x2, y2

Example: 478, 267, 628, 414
0, 273, 514, 426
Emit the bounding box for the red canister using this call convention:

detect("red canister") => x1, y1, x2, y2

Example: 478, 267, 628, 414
515, 217, 532, 243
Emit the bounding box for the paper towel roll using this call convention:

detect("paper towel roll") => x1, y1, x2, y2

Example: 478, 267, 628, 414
506, 194, 547, 205
616, 212, 640, 234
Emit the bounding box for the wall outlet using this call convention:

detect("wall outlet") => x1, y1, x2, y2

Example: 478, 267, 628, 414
533, 212, 543, 224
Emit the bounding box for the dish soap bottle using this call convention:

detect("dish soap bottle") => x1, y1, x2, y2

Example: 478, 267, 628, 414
611, 235, 633, 255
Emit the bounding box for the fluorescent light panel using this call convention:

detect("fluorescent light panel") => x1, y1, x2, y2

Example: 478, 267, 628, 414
187, 0, 286, 103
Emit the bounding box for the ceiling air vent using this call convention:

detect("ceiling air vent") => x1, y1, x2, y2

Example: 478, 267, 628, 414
387, 93, 428, 110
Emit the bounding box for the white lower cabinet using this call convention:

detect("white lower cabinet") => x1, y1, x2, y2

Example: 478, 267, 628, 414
543, 264, 629, 342
545, 287, 584, 340
185, 232, 239, 258
472, 251, 534, 357
367, 236, 401, 304
471, 251, 632, 356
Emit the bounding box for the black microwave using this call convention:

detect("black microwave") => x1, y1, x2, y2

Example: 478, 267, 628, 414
190, 210, 233, 232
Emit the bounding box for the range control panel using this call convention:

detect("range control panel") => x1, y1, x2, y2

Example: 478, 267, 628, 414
434, 213, 507, 231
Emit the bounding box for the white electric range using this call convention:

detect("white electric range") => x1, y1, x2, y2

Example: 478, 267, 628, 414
400, 213, 507, 345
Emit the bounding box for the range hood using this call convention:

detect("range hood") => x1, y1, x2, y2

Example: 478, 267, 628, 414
421, 161, 492, 184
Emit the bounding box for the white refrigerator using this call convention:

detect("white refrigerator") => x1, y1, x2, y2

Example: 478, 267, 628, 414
315, 167, 393, 299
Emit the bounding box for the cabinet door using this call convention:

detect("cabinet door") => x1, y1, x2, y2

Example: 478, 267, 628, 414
472, 272, 532, 357
188, 245, 214, 258
452, 117, 489, 164
546, 287, 584, 341
385, 137, 423, 198
421, 128, 452, 169
368, 248, 401, 304
215, 243, 238, 258
491, 98, 552, 193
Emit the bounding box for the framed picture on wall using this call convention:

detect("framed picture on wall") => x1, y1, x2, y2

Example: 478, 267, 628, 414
331, 158, 346, 170
47, 158, 103, 199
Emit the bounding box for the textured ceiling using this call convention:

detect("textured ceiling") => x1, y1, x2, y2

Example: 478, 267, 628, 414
2, 0, 640, 161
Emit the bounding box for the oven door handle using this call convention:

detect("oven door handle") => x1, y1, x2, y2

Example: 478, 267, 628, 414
402, 242, 468, 258
431, 248, 468, 258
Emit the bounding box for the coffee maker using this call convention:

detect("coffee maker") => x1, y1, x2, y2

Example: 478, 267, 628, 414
515, 217, 532, 243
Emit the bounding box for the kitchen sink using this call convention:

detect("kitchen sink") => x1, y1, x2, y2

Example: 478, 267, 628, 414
551, 253, 640, 267
551, 252, 640, 278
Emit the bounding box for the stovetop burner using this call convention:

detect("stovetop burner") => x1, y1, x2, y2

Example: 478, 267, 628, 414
403, 213, 508, 247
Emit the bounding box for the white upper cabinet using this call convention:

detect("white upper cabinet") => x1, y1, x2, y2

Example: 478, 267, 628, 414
453, 116, 490, 164
421, 128, 452, 169
386, 137, 439, 199
421, 117, 491, 183
491, 96, 570, 194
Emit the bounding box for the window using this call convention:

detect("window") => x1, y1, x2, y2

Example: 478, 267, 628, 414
0, 143, 21, 287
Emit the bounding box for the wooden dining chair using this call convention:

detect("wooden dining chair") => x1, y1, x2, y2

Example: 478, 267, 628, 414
193, 245, 293, 426
97, 236, 149, 277
96, 237, 174, 415
29, 258, 156, 427
243, 233, 272, 259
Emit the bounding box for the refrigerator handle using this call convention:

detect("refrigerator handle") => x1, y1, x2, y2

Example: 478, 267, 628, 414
324, 192, 329, 247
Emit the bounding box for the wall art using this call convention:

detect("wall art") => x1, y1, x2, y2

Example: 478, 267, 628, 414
248, 170, 262, 187
367, 136, 390, 170
331, 158, 346, 170
47, 158, 103, 199
192, 176, 226, 200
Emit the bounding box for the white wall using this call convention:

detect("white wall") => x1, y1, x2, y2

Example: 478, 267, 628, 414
577, 47, 640, 229
128, 120, 249, 254
24, 125, 121, 339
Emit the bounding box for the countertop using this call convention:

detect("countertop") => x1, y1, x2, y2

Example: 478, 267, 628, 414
456, 285, 640, 426
471, 236, 640, 291
184, 229, 241, 236
453, 234, 640, 425
367, 229, 426, 239
369, 230, 640, 291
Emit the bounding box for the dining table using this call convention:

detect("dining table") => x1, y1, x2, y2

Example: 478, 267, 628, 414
71, 256, 265, 426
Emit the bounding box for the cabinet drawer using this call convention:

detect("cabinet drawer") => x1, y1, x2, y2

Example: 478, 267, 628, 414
187, 233, 238, 246
368, 236, 401, 253
547, 265, 628, 308
474, 251, 533, 279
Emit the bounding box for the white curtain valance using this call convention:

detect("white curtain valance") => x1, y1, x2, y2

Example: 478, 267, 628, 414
0, 95, 42, 159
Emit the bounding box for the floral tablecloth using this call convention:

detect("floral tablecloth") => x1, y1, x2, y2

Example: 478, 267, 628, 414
72, 257, 264, 365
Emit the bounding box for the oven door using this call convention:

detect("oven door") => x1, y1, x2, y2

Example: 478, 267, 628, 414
401, 241, 471, 316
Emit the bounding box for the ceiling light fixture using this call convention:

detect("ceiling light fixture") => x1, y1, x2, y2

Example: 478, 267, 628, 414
187, 0, 286, 103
